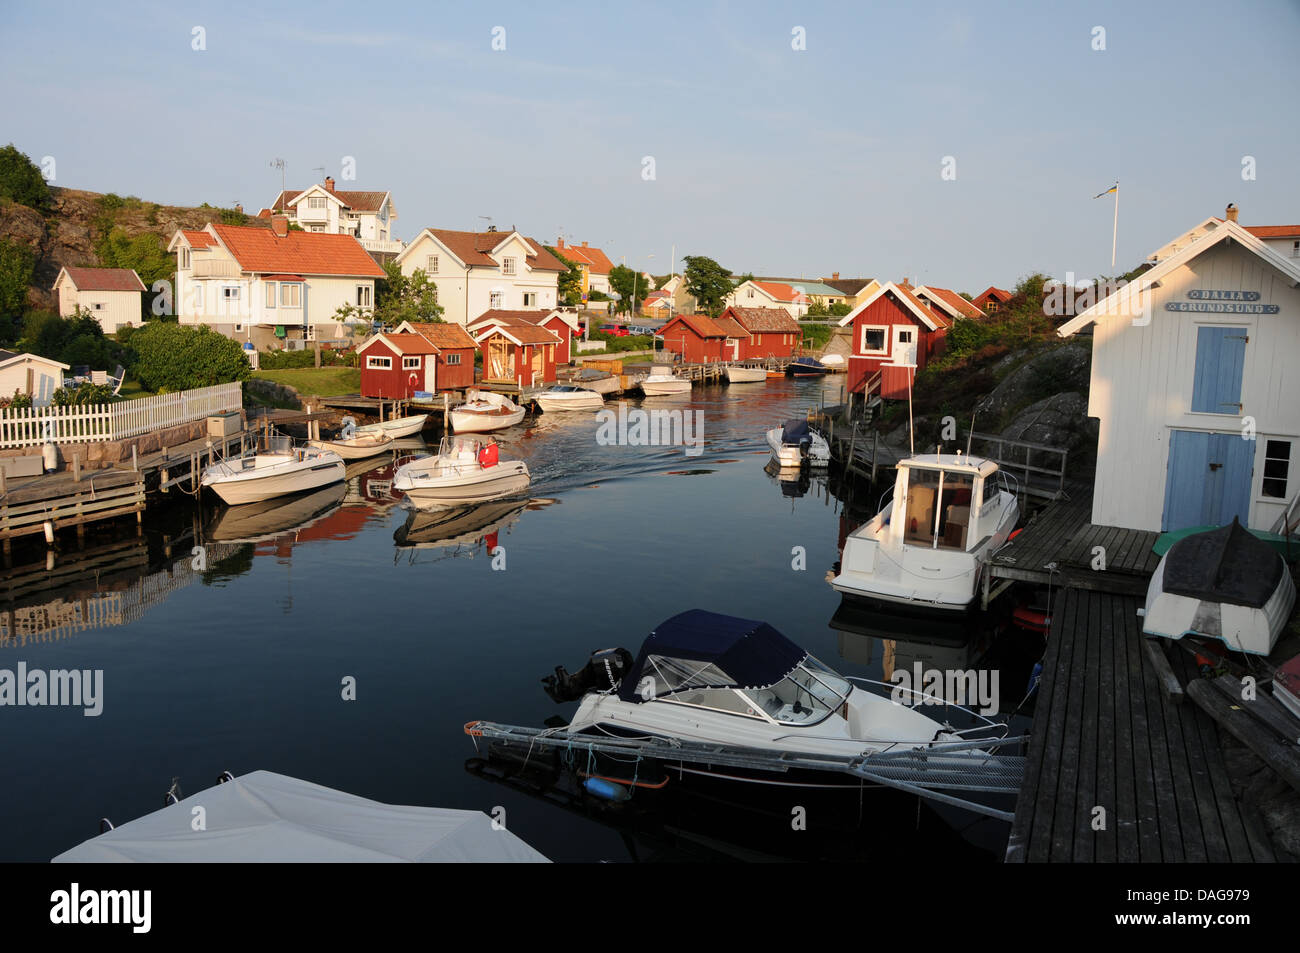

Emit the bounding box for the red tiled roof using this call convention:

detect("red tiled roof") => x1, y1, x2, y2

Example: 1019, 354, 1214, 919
974, 286, 1014, 304
59, 266, 145, 293
210, 224, 385, 278
403, 322, 476, 350
723, 306, 799, 334
1246, 225, 1300, 239
182, 229, 217, 248
751, 280, 799, 302
425, 229, 567, 272
712, 316, 749, 338
273, 187, 390, 213
663, 314, 728, 338
359, 332, 438, 356
918, 286, 983, 320
467, 309, 556, 329
476, 324, 561, 346
555, 241, 614, 275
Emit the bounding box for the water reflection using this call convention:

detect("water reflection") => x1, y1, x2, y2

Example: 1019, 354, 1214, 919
393, 499, 529, 558
205, 483, 348, 543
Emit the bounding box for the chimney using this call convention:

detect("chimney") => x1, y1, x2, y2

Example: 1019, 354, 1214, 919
325, 176, 335, 192
1225, 203, 1239, 223
899, 277, 912, 289
582, 241, 588, 247
234, 202, 243, 214
556, 237, 564, 248
832, 272, 839, 280
271, 214, 289, 237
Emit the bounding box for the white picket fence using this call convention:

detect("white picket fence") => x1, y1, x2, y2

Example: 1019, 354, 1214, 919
0, 381, 243, 449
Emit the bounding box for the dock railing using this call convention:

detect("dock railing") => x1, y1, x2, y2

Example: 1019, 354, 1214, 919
0, 381, 243, 449
966, 431, 1068, 501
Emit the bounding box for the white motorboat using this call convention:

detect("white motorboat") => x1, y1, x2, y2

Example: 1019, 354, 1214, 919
307, 431, 395, 460
545, 610, 997, 775
394, 499, 528, 550
640, 368, 691, 396
449, 390, 526, 433
354, 414, 429, 439
831, 452, 1020, 611
534, 384, 605, 412
393, 435, 531, 505
725, 363, 767, 383
201, 440, 345, 506
1141, 518, 1296, 656
765, 419, 830, 468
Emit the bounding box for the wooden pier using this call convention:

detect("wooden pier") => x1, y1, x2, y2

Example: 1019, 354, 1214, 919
1006, 589, 1275, 862
0, 468, 145, 556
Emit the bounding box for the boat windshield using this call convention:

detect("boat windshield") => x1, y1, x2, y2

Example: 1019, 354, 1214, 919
741, 655, 851, 725
903, 466, 974, 551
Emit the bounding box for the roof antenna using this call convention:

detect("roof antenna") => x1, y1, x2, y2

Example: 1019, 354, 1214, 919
966, 405, 978, 456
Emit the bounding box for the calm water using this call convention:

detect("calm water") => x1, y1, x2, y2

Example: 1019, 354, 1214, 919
0, 377, 1038, 862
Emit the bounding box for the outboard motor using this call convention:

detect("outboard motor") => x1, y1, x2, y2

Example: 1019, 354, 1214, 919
542, 647, 634, 703
798, 435, 812, 461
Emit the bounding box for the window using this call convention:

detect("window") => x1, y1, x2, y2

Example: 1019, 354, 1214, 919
91, 302, 106, 311
860, 326, 888, 354
310, 225, 325, 232
280, 284, 301, 307
1293, 240, 1300, 258
402, 356, 421, 369
180, 248, 190, 268
1263, 440, 1292, 498
426, 255, 439, 274
746, 287, 754, 299
309, 196, 326, 209
357, 285, 372, 307
366, 356, 392, 369
233, 324, 243, 333
523, 292, 537, 307
223, 286, 240, 301
490, 291, 503, 309
265, 283, 277, 308
445, 353, 462, 365
502, 257, 516, 276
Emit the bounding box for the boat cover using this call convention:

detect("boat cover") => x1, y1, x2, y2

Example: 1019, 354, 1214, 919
781, 419, 811, 445
52, 771, 548, 863
1162, 519, 1283, 609
619, 610, 806, 701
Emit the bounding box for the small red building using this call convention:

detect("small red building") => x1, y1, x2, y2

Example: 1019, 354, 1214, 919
658, 314, 729, 363
475, 324, 561, 387
466, 309, 579, 365
838, 282, 951, 401
719, 306, 801, 359
393, 321, 478, 390
358, 332, 440, 399
972, 286, 1014, 313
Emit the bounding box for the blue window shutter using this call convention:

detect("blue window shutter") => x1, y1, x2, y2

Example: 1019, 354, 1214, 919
1190, 326, 1246, 414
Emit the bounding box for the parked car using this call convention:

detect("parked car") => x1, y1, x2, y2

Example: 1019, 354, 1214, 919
599, 324, 630, 337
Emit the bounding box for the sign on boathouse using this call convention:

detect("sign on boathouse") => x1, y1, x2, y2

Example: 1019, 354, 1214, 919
1166, 289, 1279, 314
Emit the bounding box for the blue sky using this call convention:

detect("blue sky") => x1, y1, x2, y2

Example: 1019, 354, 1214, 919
3, 0, 1298, 291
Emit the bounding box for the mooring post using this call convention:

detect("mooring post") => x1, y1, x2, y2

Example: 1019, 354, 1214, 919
0, 467, 6, 496
131, 445, 138, 472
72, 454, 81, 483
443, 393, 449, 430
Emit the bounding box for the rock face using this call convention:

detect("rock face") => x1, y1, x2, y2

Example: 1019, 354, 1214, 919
979, 343, 1091, 427
999, 391, 1098, 456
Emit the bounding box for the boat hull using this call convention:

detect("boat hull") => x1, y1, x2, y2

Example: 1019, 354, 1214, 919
307, 435, 394, 460
449, 406, 526, 433
355, 415, 429, 439
204, 455, 345, 505
535, 393, 604, 412
725, 365, 766, 383
399, 461, 532, 505
641, 379, 692, 396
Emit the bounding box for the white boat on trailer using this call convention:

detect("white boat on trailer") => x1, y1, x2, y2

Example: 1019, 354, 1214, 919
831, 451, 1020, 612
201, 437, 345, 506
393, 434, 530, 505
765, 418, 830, 468
449, 390, 526, 433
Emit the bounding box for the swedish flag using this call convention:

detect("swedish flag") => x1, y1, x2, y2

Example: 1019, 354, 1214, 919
1094, 183, 1118, 199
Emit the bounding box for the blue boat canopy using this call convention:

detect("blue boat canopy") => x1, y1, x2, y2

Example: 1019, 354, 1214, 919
618, 610, 807, 702
781, 419, 811, 444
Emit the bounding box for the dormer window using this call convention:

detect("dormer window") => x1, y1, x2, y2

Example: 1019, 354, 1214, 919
502, 258, 517, 276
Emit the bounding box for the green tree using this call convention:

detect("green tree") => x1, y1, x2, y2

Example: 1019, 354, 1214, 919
0, 238, 36, 341
608, 264, 643, 315
683, 255, 734, 316
828, 302, 852, 317
21, 308, 127, 370
95, 226, 174, 319
806, 300, 828, 317
131, 322, 250, 392
546, 246, 583, 306
0, 144, 52, 210
335, 261, 443, 328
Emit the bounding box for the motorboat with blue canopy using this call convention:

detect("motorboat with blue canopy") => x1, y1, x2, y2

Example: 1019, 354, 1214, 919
766, 418, 829, 468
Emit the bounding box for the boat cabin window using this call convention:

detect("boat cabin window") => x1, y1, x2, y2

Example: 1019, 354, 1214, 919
980, 473, 998, 506
742, 657, 851, 726
903, 467, 975, 550
665, 688, 765, 719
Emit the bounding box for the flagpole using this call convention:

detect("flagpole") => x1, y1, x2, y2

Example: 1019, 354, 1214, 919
1111, 182, 1119, 270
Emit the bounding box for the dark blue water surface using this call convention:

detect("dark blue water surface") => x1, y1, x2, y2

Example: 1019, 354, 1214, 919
1, 377, 1034, 862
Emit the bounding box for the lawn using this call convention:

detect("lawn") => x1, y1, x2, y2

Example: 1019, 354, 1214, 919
252, 367, 361, 397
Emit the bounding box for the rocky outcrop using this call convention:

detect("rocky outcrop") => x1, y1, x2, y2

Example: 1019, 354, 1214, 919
978, 343, 1090, 428
998, 391, 1098, 456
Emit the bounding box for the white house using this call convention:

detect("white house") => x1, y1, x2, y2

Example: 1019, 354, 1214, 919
725, 280, 810, 319
51, 266, 145, 333
167, 217, 386, 351
1147, 204, 1300, 265
0, 350, 69, 406
1058, 215, 1300, 535
393, 228, 566, 327
266, 177, 401, 257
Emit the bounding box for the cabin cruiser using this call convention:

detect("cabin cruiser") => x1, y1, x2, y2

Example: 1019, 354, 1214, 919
534, 384, 605, 412
551, 610, 991, 768
393, 435, 530, 505
1141, 518, 1296, 656
831, 452, 1019, 611
766, 418, 830, 468
725, 362, 766, 383
449, 390, 525, 433
201, 438, 345, 505
640, 368, 691, 396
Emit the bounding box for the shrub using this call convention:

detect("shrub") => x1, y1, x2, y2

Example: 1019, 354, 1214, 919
257, 346, 355, 370
0, 144, 52, 211
51, 382, 114, 406
131, 322, 251, 392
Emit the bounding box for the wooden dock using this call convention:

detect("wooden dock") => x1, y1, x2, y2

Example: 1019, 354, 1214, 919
1006, 589, 1274, 862
0, 468, 145, 555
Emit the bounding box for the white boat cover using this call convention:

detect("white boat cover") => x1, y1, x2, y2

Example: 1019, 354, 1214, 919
52, 770, 548, 863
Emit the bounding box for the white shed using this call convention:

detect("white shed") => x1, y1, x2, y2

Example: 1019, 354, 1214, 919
0, 351, 70, 406
52, 266, 146, 333
1058, 219, 1300, 535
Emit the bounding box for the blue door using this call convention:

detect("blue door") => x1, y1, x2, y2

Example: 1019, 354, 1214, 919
1163, 430, 1254, 530
1190, 325, 1247, 414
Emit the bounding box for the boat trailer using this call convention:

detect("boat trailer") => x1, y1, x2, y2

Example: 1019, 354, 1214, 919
465, 721, 1028, 821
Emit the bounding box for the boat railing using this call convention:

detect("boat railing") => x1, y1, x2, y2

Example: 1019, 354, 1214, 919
845, 675, 1012, 742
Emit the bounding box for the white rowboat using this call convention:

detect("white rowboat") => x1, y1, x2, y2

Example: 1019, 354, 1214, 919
450, 390, 526, 433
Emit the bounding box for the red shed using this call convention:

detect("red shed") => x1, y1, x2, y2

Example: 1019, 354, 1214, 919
475, 324, 561, 388
972, 285, 1014, 313
394, 320, 478, 390
658, 314, 728, 363
358, 333, 440, 399
837, 281, 950, 401
466, 309, 580, 365
719, 306, 801, 359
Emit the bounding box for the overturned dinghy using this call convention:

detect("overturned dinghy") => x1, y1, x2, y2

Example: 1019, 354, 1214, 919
1142, 519, 1296, 656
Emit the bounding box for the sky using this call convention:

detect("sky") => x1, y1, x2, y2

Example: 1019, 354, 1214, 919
3, 0, 1299, 292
